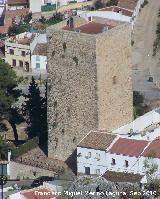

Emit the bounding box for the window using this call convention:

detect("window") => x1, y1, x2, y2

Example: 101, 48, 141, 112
113, 76, 117, 84
36, 63, 40, 69
125, 160, 129, 167
12, 59, 16, 66
95, 169, 100, 175
36, 55, 40, 61
77, 153, 82, 157
10, 49, 14, 55
86, 152, 91, 159
25, 62, 29, 72
85, 167, 90, 175
21, 51, 25, 56
95, 153, 100, 160
88, 152, 91, 158
19, 60, 23, 67
111, 158, 116, 165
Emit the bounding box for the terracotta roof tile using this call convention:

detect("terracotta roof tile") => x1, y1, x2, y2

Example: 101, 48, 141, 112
32, 43, 47, 56
102, 171, 144, 183
7, 0, 29, 5
21, 188, 54, 199
108, 138, 149, 157
63, 22, 114, 34
142, 138, 160, 158
76, 22, 114, 34
78, 131, 117, 150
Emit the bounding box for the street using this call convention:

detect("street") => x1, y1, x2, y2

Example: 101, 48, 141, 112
132, 0, 160, 100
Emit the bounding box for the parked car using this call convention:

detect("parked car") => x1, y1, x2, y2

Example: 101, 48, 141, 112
31, 176, 54, 188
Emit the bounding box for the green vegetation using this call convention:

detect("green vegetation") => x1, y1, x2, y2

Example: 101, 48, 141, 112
68, 1, 77, 3
41, 4, 56, 12
94, 0, 118, 10
22, 77, 47, 145
94, 0, 103, 9
153, 21, 160, 56
39, 14, 63, 27
12, 137, 39, 159
106, 0, 118, 7
8, 24, 30, 36
0, 59, 22, 141
133, 91, 149, 118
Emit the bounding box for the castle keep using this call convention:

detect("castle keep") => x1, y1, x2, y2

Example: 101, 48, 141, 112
47, 17, 133, 161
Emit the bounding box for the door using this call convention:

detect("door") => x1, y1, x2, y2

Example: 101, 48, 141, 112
85, 167, 90, 175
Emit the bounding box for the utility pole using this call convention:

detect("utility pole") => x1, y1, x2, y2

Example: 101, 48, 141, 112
0, 165, 8, 199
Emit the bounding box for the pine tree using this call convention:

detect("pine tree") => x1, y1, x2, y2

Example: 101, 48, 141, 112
22, 77, 47, 145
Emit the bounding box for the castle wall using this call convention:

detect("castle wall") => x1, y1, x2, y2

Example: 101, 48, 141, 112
47, 30, 99, 161
96, 24, 133, 131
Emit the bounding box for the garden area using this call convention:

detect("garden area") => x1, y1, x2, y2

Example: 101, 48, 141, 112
0, 59, 48, 161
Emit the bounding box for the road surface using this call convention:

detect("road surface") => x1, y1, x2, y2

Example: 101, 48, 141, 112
132, 0, 160, 100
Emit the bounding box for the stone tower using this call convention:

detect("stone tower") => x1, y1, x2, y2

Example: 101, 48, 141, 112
47, 19, 133, 161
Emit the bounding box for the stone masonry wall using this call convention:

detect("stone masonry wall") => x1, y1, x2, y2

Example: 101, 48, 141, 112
96, 24, 133, 131
9, 161, 55, 180
47, 29, 99, 161
47, 23, 133, 161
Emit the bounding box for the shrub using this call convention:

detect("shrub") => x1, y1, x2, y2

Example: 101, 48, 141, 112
106, 0, 118, 7
12, 137, 39, 159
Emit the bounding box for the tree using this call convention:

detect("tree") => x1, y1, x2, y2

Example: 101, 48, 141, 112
0, 136, 12, 160
133, 91, 149, 118
22, 77, 47, 145
94, 0, 103, 9
8, 24, 28, 36
0, 59, 21, 141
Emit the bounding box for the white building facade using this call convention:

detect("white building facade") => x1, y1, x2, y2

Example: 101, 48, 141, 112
77, 109, 160, 178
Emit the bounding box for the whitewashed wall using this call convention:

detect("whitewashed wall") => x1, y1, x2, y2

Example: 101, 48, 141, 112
31, 55, 47, 73
77, 147, 108, 175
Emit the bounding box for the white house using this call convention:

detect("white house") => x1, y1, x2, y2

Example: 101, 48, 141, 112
5, 32, 47, 72
113, 108, 160, 141
77, 108, 160, 181
31, 43, 47, 74
106, 137, 149, 175
77, 131, 117, 176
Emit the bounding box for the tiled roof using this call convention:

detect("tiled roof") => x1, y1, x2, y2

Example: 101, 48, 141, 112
76, 22, 114, 34
78, 131, 117, 150
21, 188, 54, 199
5, 8, 29, 18
102, 171, 144, 183
32, 43, 47, 56
142, 138, 160, 158
101, 6, 133, 17
0, 8, 29, 34
63, 22, 114, 34
7, 0, 29, 5
118, 0, 138, 10
108, 138, 149, 157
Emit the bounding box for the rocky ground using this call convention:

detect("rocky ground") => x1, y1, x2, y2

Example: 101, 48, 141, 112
61, 176, 141, 199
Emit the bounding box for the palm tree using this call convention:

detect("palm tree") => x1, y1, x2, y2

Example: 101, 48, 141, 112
0, 136, 11, 160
